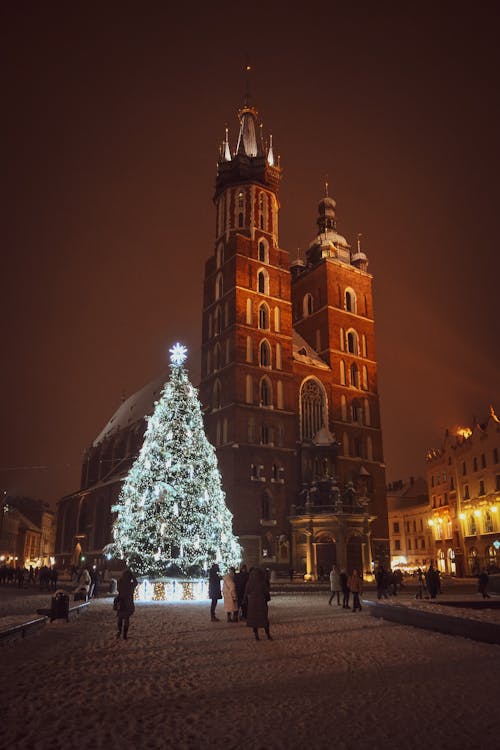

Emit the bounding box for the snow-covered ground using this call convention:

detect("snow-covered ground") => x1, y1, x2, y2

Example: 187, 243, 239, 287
1, 590, 500, 750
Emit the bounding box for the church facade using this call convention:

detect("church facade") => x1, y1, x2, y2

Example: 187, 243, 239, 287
55, 94, 389, 578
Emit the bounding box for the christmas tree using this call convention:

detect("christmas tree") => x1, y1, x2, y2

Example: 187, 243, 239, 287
106, 343, 241, 578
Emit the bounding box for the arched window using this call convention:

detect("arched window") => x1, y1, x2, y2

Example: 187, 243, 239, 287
261, 490, 271, 520
257, 268, 269, 295
347, 330, 359, 355
340, 360, 346, 386
277, 380, 284, 409
245, 375, 253, 404
350, 363, 359, 388
213, 343, 221, 371
212, 380, 222, 410
364, 398, 371, 426
341, 395, 347, 421
258, 237, 269, 263
237, 190, 244, 228
340, 328, 345, 351
351, 398, 361, 423
274, 306, 281, 332
214, 306, 221, 335
468, 513, 477, 536
216, 243, 224, 269
300, 378, 327, 440
215, 272, 223, 300
258, 302, 270, 329
485, 511, 494, 533
259, 193, 267, 231
261, 423, 270, 445
362, 334, 367, 358
342, 432, 349, 456
246, 298, 253, 325
246, 336, 253, 362
345, 288, 357, 313
366, 436, 373, 461
276, 343, 282, 370
303, 293, 314, 317
260, 377, 272, 407
362, 366, 368, 390
260, 340, 271, 367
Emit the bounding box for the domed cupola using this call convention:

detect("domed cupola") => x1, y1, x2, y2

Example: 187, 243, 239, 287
306, 182, 351, 266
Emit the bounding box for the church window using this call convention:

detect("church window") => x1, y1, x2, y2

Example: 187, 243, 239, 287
212, 380, 222, 410
347, 330, 359, 355
246, 336, 253, 362
303, 293, 314, 317
277, 380, 284, 409
238, 191, 244, 209
351, 399, 361, 423
345, 288, 357, 314
259, 193, 267, 231
261, 424, 270, 445
216, 243, 224, 269
258, 239, 268, 262
300, 377, 327, 440
341, 395, 347, 421
362, 366, 368, 390
257, 269, 269, 295
215, 272, 223, 300
260, 340, 271, 367
258, 302, 270, 329
340, 360, 346, 386
214, 306, 221, 335
362, 335, 367, 358
276, 344, 282, 370
364, 398, 371, 426
246, 298, 253, 325
238, 212, 244, 227
274, 306, 281, 332
245, 375, 253, 404
340, 328, 345, 351
367, 436, 373, 461
350, 363, 359, 388
260, 377, 272, 407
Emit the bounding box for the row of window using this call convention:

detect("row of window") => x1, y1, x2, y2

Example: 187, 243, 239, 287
301, 288, 362, 318
246, 299, 281, 331
394, 537, 428, 552
463, 475, 500, 499
461, 449, 499, 475
294, 286, 370, 321
462, 510, 497, 536
215, 189, 276, 240
250, 464, 285, 483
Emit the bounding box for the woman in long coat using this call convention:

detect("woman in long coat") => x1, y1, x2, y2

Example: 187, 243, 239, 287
222, 567, 239, 622
208, 563, 222, 622
244, 567, 272, 640
116, 568, 138, 639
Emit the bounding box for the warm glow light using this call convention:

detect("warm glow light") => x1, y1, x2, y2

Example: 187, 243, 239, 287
459, 513, 466, 520
428, 519, 434, 526
474, 509, 481, 517
456, 426, 472, 439
491, 506, 498, 513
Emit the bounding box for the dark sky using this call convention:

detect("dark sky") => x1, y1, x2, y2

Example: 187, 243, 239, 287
2, 2, 499, 508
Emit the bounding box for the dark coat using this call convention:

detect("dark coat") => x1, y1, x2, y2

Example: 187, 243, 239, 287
235, 569, 249, 606
117, 569, 138, 617
244, 568, 270, 628
208, 565, 222, 600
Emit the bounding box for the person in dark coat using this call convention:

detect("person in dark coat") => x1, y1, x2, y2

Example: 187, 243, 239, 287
425, 564, 439, 599
235, 564, 249, 620
340, 568, 350, 609
478, 569, 490, 598
208, 563, 222, 622
116, 568, 138, 639
244, 567, 272, 640
375, 564, 389, 600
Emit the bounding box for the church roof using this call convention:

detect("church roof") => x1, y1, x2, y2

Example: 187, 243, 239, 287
292, 331, 330, 370
93, 372, 168, 447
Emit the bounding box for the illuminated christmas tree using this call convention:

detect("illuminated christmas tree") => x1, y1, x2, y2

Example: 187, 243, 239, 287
106, 343, 241, 578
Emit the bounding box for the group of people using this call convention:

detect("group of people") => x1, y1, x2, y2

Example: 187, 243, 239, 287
328, 564, 364, 612
0, 563, 59, 589
209, 563, 272, 640
73, 566, 101, 600
375, 564, 404, 599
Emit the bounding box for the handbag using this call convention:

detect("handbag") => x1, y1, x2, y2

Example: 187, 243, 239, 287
113, 595, 121, 611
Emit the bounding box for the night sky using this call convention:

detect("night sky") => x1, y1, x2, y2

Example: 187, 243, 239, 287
2, 2, 499, 508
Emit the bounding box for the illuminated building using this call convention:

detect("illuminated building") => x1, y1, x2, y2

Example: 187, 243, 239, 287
425, 406, 500, 575
55, 90, 390, 577
386, 477, 431, 572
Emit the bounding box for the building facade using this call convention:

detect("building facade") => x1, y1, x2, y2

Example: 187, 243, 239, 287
425, 407, 500, 576
0, 497, 56, 569
198, 95, 389, 576
55, 93, 390, 578
387, 477, 432, 571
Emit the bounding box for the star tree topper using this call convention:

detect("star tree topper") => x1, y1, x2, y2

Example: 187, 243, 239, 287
169, 342, 188, 367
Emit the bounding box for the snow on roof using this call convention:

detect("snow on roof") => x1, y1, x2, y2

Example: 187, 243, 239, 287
292, 331, 330, 370
93, 372, 168, 447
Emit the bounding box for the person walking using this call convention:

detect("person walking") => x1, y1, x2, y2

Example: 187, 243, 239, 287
348, 568, 363, 612
328, 564, 342, 606
375, 564, 389, 600
340, 568, 350, 609
244, 567, 272, 641
115, 568, 138, 640
425, 564, 439, 599
235, 564, 249, 620
478, 569, 490, 598
208, 563, 222, 622
222, 567, 239, 622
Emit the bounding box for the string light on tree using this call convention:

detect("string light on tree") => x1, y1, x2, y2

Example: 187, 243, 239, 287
105, 342, 241, 581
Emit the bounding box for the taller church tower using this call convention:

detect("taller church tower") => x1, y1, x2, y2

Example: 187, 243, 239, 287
200, 88, 389, 573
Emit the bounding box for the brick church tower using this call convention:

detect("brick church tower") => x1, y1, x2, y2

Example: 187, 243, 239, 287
200, 90, 389, 577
